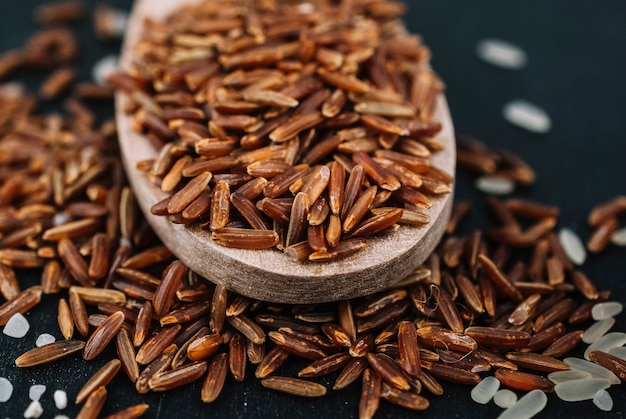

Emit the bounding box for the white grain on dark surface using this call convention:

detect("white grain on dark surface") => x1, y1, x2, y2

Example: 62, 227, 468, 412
591, 301, 624, 321
497, 389, 547, 419
502, 100, 552, 134
583, 318, 616, 344
558, 228, 587, 266
554, 378, 611, 402
475, 38, 527, 70
3, 312, 30, 338
0, 376, 13, 402
470, 376, 500, 404
593, 389, 614, 411
29, 384, 46, 401
493, 389, 517, 409
475, 176, 515, 195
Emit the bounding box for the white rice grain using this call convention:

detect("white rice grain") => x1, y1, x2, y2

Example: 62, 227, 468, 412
498, 389, 547, 419
54, 390, 67, 410
593, 389, 613, 412
23, 400, 44, 418
502, 100, 552, 134
471, 376, 500, 404
547, 369, 592, 384
476, 176, 515, 196
29, 384, 46, 401
92, 54, 119, 86
493, 389, 517, 409
476, 38, 528, 70
583, 317, 616, 344
554, 378, 610, 402
591, 301, 623, 321
558, 228, 587, 265
610, 227, 626, 246
3, 312, 30, 338
0, 377, 13, 402
36, 333, 56, 347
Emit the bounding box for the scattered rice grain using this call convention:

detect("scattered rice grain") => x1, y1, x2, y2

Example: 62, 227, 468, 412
92, 55, 118, 86
497, 389, 546, 419
36, 333, 56, 347
547, 369, 591, 384
502, 100, 551, 134
54, 389, 67, 410
493, 389, 517, 409
470, 376, 500, 404
0, 377, 13, 402
591, 302, 623, 321
558, 228, 587, 265
3, 312, 30, 338
475, 176, 515, 196
554, 378, 610, 402
29, 384, 46, 401
24, 400, 44, 418
475, 38, 527, 70
583, 318, 616, 344
593, 389, 613, 411
610, 227, 626, 246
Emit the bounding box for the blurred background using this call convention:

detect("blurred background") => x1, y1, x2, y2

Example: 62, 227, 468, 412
0, 0, 625, 417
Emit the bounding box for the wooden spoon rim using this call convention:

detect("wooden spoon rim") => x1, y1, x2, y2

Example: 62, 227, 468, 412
115, 0, 456, 304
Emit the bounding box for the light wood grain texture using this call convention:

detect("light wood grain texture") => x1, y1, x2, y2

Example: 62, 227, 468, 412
115, 0, 456, 304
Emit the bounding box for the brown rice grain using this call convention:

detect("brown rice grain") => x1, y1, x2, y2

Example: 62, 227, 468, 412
83, 311, 125, 361
76, 359, 121, 404
202, 352, 229, 403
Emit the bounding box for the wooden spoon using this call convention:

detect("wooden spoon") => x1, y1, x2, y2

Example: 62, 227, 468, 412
115, 0, 456, 304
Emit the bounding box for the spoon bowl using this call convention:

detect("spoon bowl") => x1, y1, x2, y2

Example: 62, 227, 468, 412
115, 0, 456, 304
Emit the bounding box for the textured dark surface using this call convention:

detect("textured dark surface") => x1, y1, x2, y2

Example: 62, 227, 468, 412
0, 1, 625, 418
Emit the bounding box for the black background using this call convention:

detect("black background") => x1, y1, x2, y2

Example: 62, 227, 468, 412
1, 1, 625, 418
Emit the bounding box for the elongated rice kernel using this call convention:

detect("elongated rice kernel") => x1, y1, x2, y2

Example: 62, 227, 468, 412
554, 378, 610, 402
3, 312, 30, 338
558, 228, 587, 265
610, 227, 626, 246
584, 332, 626, 360
475, 38, 527, 70
497, 389, 547, 419
583, 318, 616, 344
493, 389, 517, 408
29, 384, 46, 401
593, 389, 613, 411
0, 377, 14, 402
502, 100, 551, 134
591, 302, 623, 321
475, 176, 514, 196
564, 357, 620, 384
547, 369, 591, 384
470, 376, 500, 404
